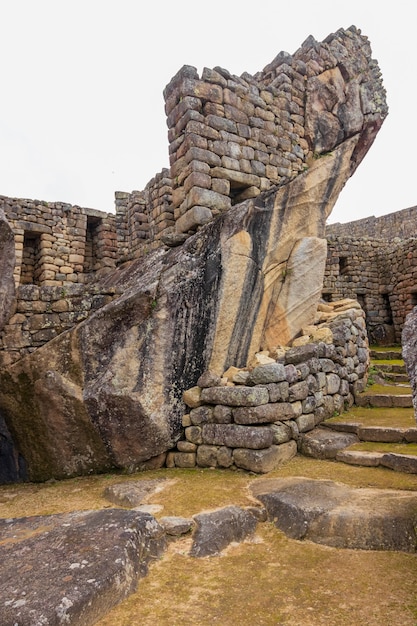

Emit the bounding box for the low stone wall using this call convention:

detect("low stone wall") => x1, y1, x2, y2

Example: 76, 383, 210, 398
0, 284, 121, 367
167, 300, 368, 473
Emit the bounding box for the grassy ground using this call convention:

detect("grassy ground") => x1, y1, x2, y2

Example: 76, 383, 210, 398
1, 457, 417, 626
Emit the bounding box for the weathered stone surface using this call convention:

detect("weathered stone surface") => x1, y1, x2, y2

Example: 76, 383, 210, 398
202, 423, 273, 449
233, 441, 297, 473
159, 516, 194, 536
246, 362, 286, 385
190, 506, 259, 557
0, 208, 16, 331
0, 509, 166, 625
233, 402, 298, 425
0, 28, 387, 481
103, 479, 172, 508
402, 306, 417, 419
263, 237, 328, 347
0, 411, 26, 483
201, 385, 269, 407
251, 477, 417, 551
381, 453, 417, 474
299, 427, 359, 459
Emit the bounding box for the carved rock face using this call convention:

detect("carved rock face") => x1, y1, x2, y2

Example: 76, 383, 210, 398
0, 209, 15, 332
0, 26, 389, 481
0, 140, 360, 481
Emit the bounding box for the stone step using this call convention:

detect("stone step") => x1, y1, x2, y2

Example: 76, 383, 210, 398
324, 421, 417, 443
336, 448, 417, 473
300, 428, 417, 474
377, 372, 409, 383
355, 393, 413, 408
373, 362, 406, 374
370, 348, 402, 360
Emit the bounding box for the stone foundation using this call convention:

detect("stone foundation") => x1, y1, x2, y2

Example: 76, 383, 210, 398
168, 299, 368, 472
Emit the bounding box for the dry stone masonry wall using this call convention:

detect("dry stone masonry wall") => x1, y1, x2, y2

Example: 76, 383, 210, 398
324, 205, 417, 344
164, 26, 384, 236
0, 284, 121, 368
168, 300, 368, 473
0, 196, 117, 287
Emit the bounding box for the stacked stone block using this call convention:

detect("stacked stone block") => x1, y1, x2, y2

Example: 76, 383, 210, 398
0, 196, 117, 287
327, 205, 417, 239
167, 300, 368, 473
0, 283, 121, 367
114, 169, 173, 263
324, 236, 417, 344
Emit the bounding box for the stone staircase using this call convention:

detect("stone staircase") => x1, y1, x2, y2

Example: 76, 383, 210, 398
301, 346, 417, 473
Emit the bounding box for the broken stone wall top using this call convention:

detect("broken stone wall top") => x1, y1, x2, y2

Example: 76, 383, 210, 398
327, 205, 417, 239
163, 25, 387, 236
1, 25, 387, 291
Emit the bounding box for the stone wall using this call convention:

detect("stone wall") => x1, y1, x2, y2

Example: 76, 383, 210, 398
0, 196, 117, 287
0, 24, 388, 367
163, 25, 384, 237
1, 26, 385, 273
0, 284, 121, 368
327, 205, 417, 239
324, 236, 417, 344
167, 300, 368, 473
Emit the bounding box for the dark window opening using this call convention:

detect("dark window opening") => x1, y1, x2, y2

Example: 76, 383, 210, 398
411, 292, 417, 307
21, 232, 42, 285
382, 293, 393, 325
356, 294, 366, 310
84, 217, 102, 273
229, 182, 255, 206
338, 256, 349, 276
322, 293, 332, 302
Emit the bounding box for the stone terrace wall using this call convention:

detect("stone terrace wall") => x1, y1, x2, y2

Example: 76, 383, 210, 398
0, 284, 121, 367
0, 196, 117, 287
167, 300, 368, 473
326, 205, 417, 239
324, 236, 417, 344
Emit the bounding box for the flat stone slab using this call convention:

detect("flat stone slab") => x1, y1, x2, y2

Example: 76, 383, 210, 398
356, 394, 413, 408
103, 478, 173, 508
0, 508, 166, 625
190, 506, 262, 557
381, 453, 417, 474
299, 427, 359, 459
357, 426, 412, 443
336, 449, 383, 467
251, 477, 417, 552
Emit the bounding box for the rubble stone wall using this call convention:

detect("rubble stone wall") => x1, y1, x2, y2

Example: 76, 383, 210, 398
324, 236, 417, 344
327, 205, 417, 239
0, 196, 117, 287
0, 284, 120, 368
168, 301, 368, 473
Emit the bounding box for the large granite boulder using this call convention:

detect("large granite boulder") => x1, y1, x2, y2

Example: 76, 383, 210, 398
402, 306, 417, 419
0, 27, 388, 481
0, 508, 166, 626
0, 208, 15, 331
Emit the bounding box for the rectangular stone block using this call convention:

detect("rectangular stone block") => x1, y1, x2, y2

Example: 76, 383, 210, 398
202, 423, 273, 449
233, 441, 297, 473
233, 403, 291, 425
186, 187, 231, 212
201, 386, 269, 407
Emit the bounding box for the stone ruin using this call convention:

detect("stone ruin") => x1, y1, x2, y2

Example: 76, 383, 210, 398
0, 26, 390, 483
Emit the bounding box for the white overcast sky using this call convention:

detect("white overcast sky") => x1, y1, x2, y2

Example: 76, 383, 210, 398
0, 1, 415, 224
